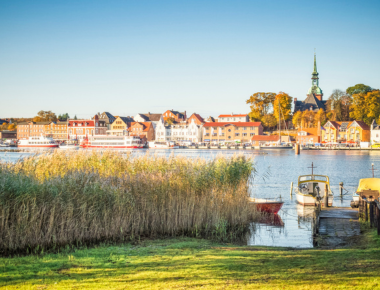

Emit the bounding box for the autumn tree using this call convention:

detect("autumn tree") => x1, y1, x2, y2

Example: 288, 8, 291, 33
246, 92, 276, 121
33, 110, 57, 122
346, 84, 373, 96
350, 90, 380, 125
273, 92, 293, 123
301, 110, 317, 128
261, 114, 277, 129
315, 109, 326, 126
165, 117, 175, 125
292, 111, 302, 128
7, 124, 16, 130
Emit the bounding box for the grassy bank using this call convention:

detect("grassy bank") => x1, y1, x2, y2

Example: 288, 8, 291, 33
0, 151, 257, 255
0, 230, 379, 289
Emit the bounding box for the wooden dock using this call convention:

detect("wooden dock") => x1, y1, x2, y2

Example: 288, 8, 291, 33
316, 207, 360, 248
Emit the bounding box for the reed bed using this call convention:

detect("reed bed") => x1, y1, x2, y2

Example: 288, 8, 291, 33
0, 150, 258, 255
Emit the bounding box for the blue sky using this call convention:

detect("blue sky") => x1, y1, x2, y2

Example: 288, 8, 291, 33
1, 0, 379, 118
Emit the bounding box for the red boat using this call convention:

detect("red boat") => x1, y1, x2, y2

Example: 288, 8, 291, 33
249, 198, 284, 214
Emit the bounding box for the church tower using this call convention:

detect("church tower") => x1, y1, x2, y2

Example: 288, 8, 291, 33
307, 54, 323, 101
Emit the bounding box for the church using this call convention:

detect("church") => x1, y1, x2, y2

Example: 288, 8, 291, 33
293, 54, 327, 112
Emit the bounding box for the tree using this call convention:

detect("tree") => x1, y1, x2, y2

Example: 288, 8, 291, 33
292, 111, 302, 128
33, 110, 57, 122
7, 124, 16, 130
315, 109, 326, 126
165, 117, 175, 125
33, 116, 42, 122
74, 115, 78, 120
58, 113, 70, 121
301, 110, 316, 128
273, 92, 292, 123
346, 84, 372, 96
350, 90, 380, 125
325, 89, 352, 121
246, 92, 276, 121
261, 114, 277, 129
0, 123, 8, 131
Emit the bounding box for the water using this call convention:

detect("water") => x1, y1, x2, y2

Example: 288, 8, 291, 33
1, 148, 379, 248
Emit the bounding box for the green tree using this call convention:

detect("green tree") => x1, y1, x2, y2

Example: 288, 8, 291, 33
74, 115, 78, 120
246, 92, 276, 121
346, 84, 373, 95
273, 92, 292, 123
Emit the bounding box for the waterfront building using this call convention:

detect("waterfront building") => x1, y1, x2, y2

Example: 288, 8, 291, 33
296, 127, 321, 145
45, 121, 68, 141
322, 120, 370, 143
134, 113, 162, 129
17, 121, 52, 139
294, 54, 326, 113
155, 117, 203, 143
203, 122, 263, 144
107, 116, 134, 136
127, 122, 155, 142
68, 115, 107, 140
204, 116, 216, 122
218, 114, 249, 122
371, 120, 380, 144
162, 110, 187, 123
187, 113, 205, 125
96, 112, 116, 129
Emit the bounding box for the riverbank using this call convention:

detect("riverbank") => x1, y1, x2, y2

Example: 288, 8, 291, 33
1, 229, 379, 289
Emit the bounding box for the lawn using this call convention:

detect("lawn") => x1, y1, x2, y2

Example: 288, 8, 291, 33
1, 230, 379, 289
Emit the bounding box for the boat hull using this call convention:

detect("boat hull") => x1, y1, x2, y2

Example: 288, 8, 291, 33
18, 145, 59, 148
296, 193, 333, 206
255, 202, 284, 214
81, 145, 143, 149
260, 146, 293, 150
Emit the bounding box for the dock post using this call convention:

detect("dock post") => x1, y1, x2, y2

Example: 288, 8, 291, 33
295, 144, 300, 155
365, 201, 368, 222
290, 182, 293, 196
339, 182, 343, 196
370, 202, 374, 227
324, 183, 328, 207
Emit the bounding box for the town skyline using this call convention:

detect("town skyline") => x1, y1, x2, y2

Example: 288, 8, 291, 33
1, 0, 380, 118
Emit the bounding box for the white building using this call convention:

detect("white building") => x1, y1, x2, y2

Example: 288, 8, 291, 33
155, 117, 203, 143
371, 120, 380, 144
218, 113, 249, 122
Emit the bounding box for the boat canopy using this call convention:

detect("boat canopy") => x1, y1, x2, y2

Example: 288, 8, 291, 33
299, 175, 329, 183
356, 178, 380, 192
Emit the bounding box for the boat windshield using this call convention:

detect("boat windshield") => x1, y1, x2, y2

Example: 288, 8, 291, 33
299, 175, 328, 182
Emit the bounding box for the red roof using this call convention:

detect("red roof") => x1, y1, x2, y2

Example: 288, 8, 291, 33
68, 120, 95, 127
251, 135, 279, 141
203, 122, 261, 127
127, 122, 153, 132
218, 114, 247, 118
348, 120, 370, 130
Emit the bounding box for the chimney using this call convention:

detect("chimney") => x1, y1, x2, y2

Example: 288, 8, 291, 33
148, 112, 150, 115
294, 98, 297, 103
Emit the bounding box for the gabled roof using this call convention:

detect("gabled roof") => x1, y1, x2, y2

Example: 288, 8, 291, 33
138, 113, 162, 122
127, 122, 153, 132
348, 120, 370, 130
0, 119, 9, 125
119, 117, 134, 124
294, 94, 326, 112
187, 113, 205, 124
203, 122, 261, 127
98, 112, 115, 121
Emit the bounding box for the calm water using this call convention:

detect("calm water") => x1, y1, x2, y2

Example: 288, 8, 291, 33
1, 148, 378, 248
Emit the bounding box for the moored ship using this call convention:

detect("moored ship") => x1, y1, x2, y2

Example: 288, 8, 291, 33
80, 135, 144, 149
18, 136, 59, 148
148, 141, 179, 149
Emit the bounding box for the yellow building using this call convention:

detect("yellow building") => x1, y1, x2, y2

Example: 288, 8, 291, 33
322, 120, 370, 144
45, 121, 68, 141
107, 116, 134, 136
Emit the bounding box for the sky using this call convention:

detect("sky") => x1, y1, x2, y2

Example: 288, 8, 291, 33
0, 0, 379, 119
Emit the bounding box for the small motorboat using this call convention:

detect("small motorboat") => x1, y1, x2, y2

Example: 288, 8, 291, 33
249, 197, 284, 214
295, 163, 333, 206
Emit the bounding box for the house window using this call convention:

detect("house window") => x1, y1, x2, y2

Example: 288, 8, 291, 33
250, 133, 255, 136
243, 133, 247, 136
228, 129, 231, 132
228, 136, 231, 139
235, 133, 239, 136
243, 127, 247, 130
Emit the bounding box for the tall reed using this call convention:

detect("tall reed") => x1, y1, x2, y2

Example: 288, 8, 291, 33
0, 151, 257, 255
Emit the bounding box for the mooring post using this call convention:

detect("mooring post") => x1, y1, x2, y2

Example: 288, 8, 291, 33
295, 144, 300, 155
324, 183, 328, 207
370, 202, 374, 227
339, 182, 343, 196
365, 201, 368, 222
290, 182, 293, 196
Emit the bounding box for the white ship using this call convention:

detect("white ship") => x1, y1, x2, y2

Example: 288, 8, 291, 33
148, 141, 179, 149
80, 135, 144, 149
18, 136, 59, 148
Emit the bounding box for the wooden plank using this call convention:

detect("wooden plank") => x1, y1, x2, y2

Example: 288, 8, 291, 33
319, 207, 358, 219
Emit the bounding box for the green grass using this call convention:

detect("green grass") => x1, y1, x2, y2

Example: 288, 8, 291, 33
1, 230, 379, 289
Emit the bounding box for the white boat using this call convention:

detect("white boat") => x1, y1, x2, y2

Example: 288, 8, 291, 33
148, 141, 179, 149
80, 135, 144, 149
295, 163, 333, 206
18, 136, 59, 148
59, 144, 79, 150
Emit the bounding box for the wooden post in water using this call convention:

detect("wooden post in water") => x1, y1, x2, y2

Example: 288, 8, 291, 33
324, 183, 329, 207
295, 144, 300, 155
339, 182, 343, 196
290, 182, 293, 196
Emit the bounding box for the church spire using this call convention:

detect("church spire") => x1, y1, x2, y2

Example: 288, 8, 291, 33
313, 53, 317, 73
311, 53, 319, 86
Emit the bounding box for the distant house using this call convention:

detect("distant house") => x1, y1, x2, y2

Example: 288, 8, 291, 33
162, 110, 187, 123
218, 114, 249, 122
127, 122, 155, 142
17, 121, 53, 140
97, 112, 116, 129
134, 113, 162, 129
321, 120, 370, 143
296, 127, 321, 145
371, 120, 380, 144
251, 135, 279, 146
0, 130, 17, 139
203, 122, 263, 144
107, 116, 134, 136
204, 116, 216, 123
187, 113, 205, 125
68, 115, 107, 140
155, 117, 203, 143
0, 119, 9, 126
